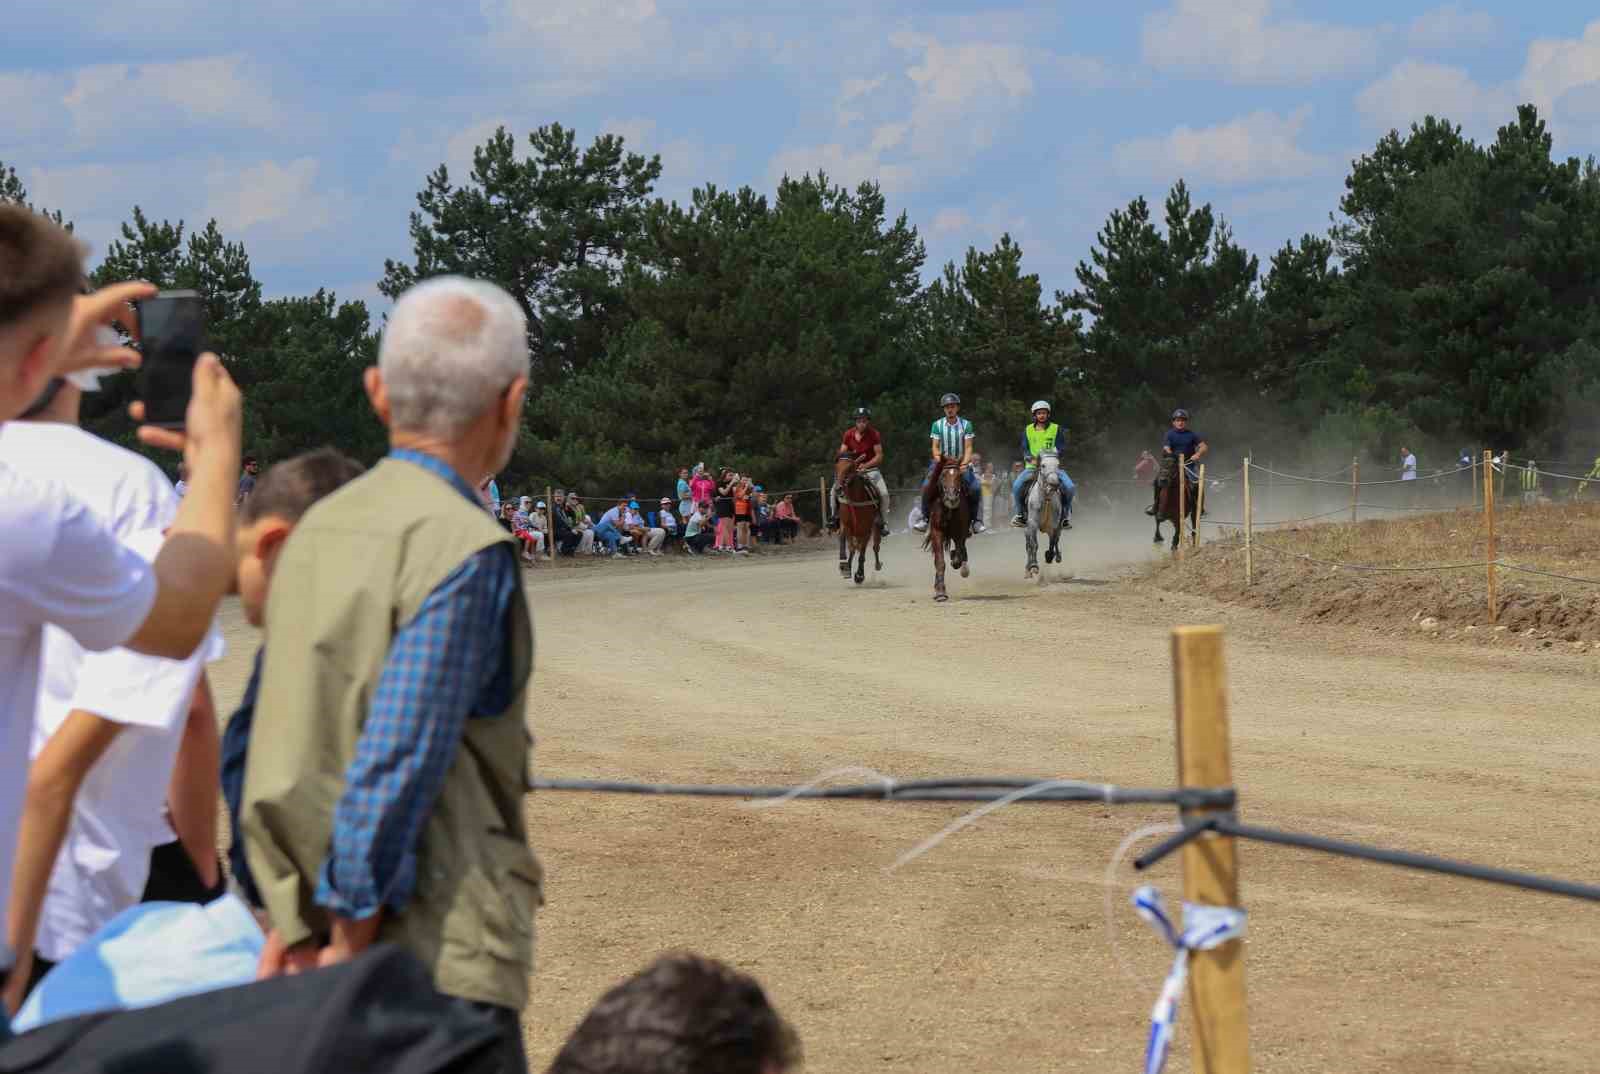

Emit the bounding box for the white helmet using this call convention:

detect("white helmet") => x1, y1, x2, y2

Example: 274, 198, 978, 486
1030, 400, 1052, 414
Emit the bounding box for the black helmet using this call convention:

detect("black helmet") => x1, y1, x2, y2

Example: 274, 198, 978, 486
855, 406, 871, 418
1171, 408, 1190, 420
940, 392, 961, 407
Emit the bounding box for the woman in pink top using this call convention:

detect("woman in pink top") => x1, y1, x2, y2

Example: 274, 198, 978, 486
689, 464, 716, 510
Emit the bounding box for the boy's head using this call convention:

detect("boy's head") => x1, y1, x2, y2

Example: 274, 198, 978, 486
236, 447, 366, 626
0, 206, 88, 422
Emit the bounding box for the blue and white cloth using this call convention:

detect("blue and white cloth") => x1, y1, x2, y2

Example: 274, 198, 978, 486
11, 894, 264, 1034
1131, 885, 1246, 1074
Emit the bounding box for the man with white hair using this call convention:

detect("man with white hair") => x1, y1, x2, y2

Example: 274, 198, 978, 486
242, 277, 539, 1067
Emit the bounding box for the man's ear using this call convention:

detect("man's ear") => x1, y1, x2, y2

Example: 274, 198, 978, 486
255, 520, 293, 563
363, 367, 391, 427
502, 375, 528, 430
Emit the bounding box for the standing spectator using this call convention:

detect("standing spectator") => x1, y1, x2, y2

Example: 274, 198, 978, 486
683, 501, 714, 555
235, 456, 259, 506
714, 469, 737, 553
1400, 445, 1418, 506
242, 276, 539, 1068
773, 493, 801, 542
733, 476, 754, 553
1522, 459, 1541, 505
1134, 450, 1157, 483
979, 462, 997, 529
595, 498, 628, 556
689, 464, 715, 515
566, 493, 597, 555
0, 369, 227, 1003
0, 208, 242, 1009
675, 468, 692, 520
658, 497, 679, 549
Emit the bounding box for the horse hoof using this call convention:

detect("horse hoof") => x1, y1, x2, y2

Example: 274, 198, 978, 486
959, 563, 969, 578
934, 593, 949, 602
1026, 567, 1038, 579
1152, 535, 1163, 545
854, 572, 864, 585
838, 560, 849, 573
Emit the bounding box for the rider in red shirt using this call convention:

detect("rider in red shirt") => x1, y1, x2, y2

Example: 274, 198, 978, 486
830, 406, 891, 538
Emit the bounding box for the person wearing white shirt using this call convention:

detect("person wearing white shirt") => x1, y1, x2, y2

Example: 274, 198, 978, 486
1400, 446, 1418, 506
0, 377, 228, 995
0, 206, 242, 1011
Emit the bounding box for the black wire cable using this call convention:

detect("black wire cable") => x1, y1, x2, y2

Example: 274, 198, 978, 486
531, 777, 1235, 809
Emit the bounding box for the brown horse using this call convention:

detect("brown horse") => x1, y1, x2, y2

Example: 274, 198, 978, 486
922, 460, 971, 602
834, 455, 883, 585
1152, 455, 1197, 551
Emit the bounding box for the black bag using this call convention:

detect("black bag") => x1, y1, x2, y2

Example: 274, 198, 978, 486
0, 944, 511, 1074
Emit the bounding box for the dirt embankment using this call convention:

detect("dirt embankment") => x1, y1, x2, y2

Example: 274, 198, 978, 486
1146, 503, 1600, 653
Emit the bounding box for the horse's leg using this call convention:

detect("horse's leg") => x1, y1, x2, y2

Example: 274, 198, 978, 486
853, 532, 865, 584
1025, 515, 1038, 577
931, 520, 947, 601
838, 526, 849, 572
872, 518, 882, 571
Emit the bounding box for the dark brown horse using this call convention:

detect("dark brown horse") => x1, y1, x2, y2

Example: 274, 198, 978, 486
1152, 455, 1197, 551
922, 460, 971, 601
834, 455, 883, 585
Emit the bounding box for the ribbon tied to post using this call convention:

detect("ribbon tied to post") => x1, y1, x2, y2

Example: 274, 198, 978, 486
1131, 884, 1246, 1074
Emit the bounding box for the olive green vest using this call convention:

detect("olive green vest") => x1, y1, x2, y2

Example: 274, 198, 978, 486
240, 456, 540, 1011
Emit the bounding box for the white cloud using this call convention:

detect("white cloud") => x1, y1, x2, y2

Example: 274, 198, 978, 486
1054, 53, 1128, 90
1408, 5, 1496, 50
1113, 107, 1327, 185
1358, 20, 1600, 139
1355, 59, 1509, 133
202, 157, 337, 237
769, 31, 1034, 194
480, 0, 664, 71
1142, 0, 1380, 85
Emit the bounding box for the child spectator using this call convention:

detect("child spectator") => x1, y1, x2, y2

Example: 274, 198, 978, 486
689, 464, 715, 515
714, 470, 737, 553
675, 468, 692, 520
732, 475, 754, 554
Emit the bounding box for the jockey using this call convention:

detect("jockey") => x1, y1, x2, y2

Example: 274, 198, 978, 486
829, 405, 892, 538
1009, 400, 1075, 529
914, 392, 985, 533
1145, 408, 1208, 515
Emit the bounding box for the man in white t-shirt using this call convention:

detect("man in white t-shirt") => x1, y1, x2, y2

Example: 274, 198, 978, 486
0, 205, 242, 1008
0, 373, 227, 992
1400, 446, 1419, 506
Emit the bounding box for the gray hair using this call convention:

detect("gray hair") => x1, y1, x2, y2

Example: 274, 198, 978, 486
378, 276, 529, 438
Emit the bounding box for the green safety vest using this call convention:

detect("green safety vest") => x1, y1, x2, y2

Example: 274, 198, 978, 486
1025, 422, 1059, 458
1522, 465, 1539, 491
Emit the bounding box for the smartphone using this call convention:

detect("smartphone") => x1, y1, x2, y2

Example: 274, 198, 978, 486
136, 290, 206, 429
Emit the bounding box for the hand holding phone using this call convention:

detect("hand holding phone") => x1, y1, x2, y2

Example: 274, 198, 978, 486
137, 290, 207, 429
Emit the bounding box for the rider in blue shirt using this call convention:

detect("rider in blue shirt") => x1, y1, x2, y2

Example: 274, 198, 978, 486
1008, 400, 1076, 529
1146, 408, 1208, 515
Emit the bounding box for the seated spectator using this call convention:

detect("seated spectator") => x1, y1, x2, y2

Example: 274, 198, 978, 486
773, 493, 801, 542
512, 496, 544, 563
551, 491, 581, 556
566, 493, 597, 555
546, 952, 800, 1074
496, 500, 516, 534
595, 498, 628, 556
624, 499, 664, 557
657, 497, 679, 549
683, 501, 714, 555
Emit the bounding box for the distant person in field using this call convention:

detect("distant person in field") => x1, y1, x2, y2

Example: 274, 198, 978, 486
1400, 445, 1419, 505
546, 953, 801, 1074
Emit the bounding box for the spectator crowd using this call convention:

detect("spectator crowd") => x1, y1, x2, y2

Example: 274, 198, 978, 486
476, 464, 807, 564
0, 204, 800, 1073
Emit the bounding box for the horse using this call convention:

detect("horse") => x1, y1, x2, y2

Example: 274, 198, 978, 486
834, 455, 883, 585
922, 460, 972, 602
1023, 452, 1066, 579
1152, 454, 1197, 551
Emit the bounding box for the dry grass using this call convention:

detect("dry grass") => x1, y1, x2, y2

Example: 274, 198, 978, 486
1149, 501, 1600, 648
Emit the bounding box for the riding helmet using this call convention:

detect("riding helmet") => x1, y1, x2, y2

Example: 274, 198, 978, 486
855, 405, 871, 418
940, 392, 961, 406
1171, 408, 1190, 420
1031, 400, 1052, 414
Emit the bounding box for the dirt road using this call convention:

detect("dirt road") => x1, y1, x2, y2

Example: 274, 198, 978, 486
210, 521, 1600, 1072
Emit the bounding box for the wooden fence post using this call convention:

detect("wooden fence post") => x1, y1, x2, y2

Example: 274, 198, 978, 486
1484, 451, 1498, 622
1350, 456, 1359, 524
1192, 463, 1207, 549
1243, 458, 1253, 586
1177, 454, 1188, 561
1171, 626, 1250, 1074
545, 485, 556, 560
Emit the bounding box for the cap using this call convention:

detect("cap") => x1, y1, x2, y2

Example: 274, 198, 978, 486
660, 496, 672, 504
629, 500, 640, 508
535, 500, 546, 508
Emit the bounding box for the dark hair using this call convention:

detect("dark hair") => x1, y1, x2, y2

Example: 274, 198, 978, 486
241, 447, 365, 525
0, 205, 87, 333
546, 953, 801, 1074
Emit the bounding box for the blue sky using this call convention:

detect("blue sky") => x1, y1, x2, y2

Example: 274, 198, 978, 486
5, 1, 1598, 312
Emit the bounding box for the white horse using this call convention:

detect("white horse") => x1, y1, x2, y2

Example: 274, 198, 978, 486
1024, 453, 1066, 579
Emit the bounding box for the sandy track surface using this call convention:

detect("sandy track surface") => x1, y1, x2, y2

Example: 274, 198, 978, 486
208, 519, 1600, 1072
